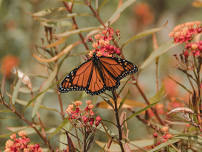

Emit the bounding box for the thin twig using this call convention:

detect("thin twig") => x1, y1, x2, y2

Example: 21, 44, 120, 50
56, 77, 65, 120
112, 90, 125, 152
168, 75, 192, 94
63, 1, 89, 51
133, 79, 165, 125
85, 1, 106, 27
152, 34, 159, 91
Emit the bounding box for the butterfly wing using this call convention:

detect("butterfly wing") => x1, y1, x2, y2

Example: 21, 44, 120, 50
86, 63, 105, 95
59, 59, 93, 93
59, 56, 138, 95
99, 56, 138, 90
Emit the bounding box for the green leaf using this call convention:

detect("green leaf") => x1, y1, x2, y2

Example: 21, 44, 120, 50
55, 26, 100, 38
0, 133, 12, 138
125, 100, 160, 122
106, 0, 136, 25
19, 87, 39, 93
7, 126, 40, 135
0, 109, 11, 113
121, 22, 168, 49
32, 7, 66, 17
96, 139, 153, 151
12, 78, 22, 104
50, 119, 69, 136
118, 91, 129, 110
41, 20, 72, 28
59, 133, 67, 150
98, 0, 109, 12
148, 139, 180, 152
149, 85, 165, 104
24, 84, 54, 110
32, 65, 58, 117
140, 41, 179, 70
14, 97, 59, 112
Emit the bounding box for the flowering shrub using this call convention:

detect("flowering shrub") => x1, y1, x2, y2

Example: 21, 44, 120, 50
0, 1, 201, 152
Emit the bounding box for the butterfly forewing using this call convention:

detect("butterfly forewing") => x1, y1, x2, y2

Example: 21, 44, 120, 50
59, 59, 93, 92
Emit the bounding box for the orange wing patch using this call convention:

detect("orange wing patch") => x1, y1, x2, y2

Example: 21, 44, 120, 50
72, 61, 92, 88
101, 65, 117, 88
100, 57, 124, 77
88, 66, 104, 93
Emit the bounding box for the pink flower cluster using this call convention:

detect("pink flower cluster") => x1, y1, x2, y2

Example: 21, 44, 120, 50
184, 41, 202, 57
169, 21, 202, 43
88, 28, 121, 57
66, 100, 102, 128
4, 131, 42, 152
169, 21, 202, 57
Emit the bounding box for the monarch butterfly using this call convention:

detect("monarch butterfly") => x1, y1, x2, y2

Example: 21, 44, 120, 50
59, 53, 138, 95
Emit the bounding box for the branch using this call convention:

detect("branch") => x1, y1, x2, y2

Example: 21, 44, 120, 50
0, 94, 54, 151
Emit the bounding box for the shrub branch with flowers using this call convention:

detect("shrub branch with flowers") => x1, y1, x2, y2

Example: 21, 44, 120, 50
0, 0, 201, 152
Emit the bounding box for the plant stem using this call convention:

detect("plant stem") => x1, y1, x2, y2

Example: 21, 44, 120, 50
152, 34, 159, 91
133, 79, 165, 125
85, 1, 106, 27
112, 90, 125, 152
56, 77, 65, 120
83, 127, 87, 152
63, 1, 89, 51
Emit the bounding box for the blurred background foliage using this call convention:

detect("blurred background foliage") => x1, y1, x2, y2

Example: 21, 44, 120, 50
0, 0, 202, 151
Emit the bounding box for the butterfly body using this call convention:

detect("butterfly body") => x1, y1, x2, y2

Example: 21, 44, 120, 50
59, 54, 138, 95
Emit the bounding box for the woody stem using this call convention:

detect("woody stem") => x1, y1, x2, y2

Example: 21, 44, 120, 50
112, 90, 125, 152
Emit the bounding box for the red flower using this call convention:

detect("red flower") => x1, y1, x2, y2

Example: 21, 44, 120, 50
133, 3, 154, 26
169, 21, 202, 43
1, 55, 19, 77
88, 28, 121, 57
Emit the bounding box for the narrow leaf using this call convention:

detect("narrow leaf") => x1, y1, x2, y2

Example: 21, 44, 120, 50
140, 41, 179, 70
32, 7, 66, 17
121, 22, 168, 49
148, 139, 180, 152
149, 85, 165, 104
7, 126, 40, 135
12, 78, 22, 104
50, 119, 69, 136
107, 0, 136, 25
13, 97, 59, 112
55, 26, 99, 38
98, 0, 109, 12
32, 65, 58, 117
125, 100, 160, 122
97, 98, 145, 110
118, 92, 129, 110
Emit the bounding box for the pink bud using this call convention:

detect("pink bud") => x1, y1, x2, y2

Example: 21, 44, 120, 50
183, 50, 189, 58
89, 118, 94, 126
96, 116, 102, 121
82, 116, 88, 123
198, 45, 202, 51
